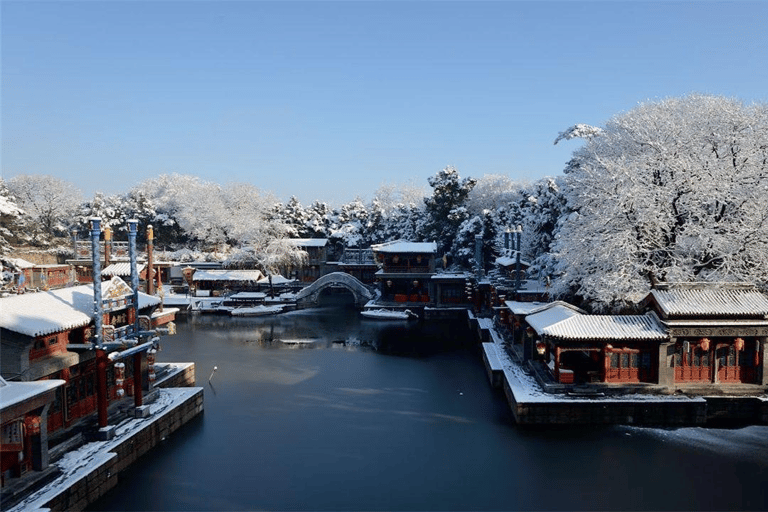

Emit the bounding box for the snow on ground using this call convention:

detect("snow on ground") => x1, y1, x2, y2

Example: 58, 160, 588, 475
10, 387, 202, 512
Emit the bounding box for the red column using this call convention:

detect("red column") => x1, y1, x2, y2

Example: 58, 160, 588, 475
96, 349, 109, 428
133, 352, 143, 407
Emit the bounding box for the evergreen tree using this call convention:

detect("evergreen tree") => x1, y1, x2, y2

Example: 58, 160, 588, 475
420, 166, 476, 256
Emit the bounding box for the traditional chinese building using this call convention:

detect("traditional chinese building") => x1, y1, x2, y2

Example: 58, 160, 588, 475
371, 241, 436, 304
645, 283, 768, 387
0, 377, 65, 485
284, 238, 329, 283
329, 247, 378, 284
191, 269, 265, 296
503, 283, 768, 392
0, 218, 176, 488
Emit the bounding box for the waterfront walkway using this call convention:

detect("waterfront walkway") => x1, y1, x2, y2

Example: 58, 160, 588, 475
8, 385, 203, 512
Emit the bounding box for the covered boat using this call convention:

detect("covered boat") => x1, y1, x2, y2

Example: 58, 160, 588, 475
360, 308, 418, 321
230, 304, 285, 317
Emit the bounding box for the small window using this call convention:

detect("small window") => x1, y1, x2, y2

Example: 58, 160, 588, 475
630, 353, 639, 368
610, 353, 619, 368
620, 353, 629, 368
48, 337, 57, 346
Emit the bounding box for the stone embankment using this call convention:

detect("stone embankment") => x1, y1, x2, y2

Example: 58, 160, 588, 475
9, 364, 202, 512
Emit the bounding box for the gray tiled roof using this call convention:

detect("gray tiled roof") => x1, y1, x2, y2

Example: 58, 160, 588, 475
540, 314, 667, 341
650, 288, 768, 317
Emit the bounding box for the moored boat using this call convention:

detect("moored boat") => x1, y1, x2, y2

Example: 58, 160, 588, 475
230, 304, 285, 317
360, 308, 418, 321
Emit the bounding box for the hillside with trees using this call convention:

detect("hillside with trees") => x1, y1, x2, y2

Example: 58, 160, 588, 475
2, 94, 766, 312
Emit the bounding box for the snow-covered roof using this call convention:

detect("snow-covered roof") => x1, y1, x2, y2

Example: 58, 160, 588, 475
649, 287, 768, 318
525, 303, 582, 335
371, 241, 437, 254
257, 274, 295, 285
0, 280, 160, 338
228, 292, 267, 300
102, 262, 146, 277
0, 376, 66, 411
495, 252, 531, 268
286, 238, 328, 247
541, 314, 667, 341
504, 300, 547, 315
430, 271, 473, 281
192, 269, 265, 282
3, 257, 35, 269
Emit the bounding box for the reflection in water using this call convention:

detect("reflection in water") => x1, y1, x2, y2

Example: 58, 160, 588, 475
92, 306, 768, 512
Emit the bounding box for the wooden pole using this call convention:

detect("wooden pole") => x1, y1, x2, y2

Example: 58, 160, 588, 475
96, 349, 109, 428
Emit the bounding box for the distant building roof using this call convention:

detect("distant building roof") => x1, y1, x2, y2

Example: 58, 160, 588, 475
192, 269, 265, 282
0, 279, 160, 338
648, 285, 768, 318
371, 241, 437, 254
504, 300, 548, 315
257, 274, 295, 285
495, 251, 531, 268
287, 238, 328, 247
103, 262, 146, 277
3, 257, 35, 269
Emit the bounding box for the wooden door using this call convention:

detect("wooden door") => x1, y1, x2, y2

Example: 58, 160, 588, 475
674, 345, 712, 382
717, 345, 740, 382
606, 350, 640, 383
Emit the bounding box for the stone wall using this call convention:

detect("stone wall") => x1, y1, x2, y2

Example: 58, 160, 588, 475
42, 388, 204, 512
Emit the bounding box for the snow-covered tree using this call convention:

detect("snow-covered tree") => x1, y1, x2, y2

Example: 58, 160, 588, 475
466, 174, 525, 215
303, 201, 333, 238
0, 180, 27, 253
520, 177, 566, 275
420, 166, 477, 256
549, 94, 768, 311
271, 196, 310, 238
6, 174, 83, 237
329, 198, 369, 248
368, 182, 426, 244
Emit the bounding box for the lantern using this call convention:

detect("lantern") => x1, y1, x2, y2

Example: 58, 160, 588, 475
114, 362, 126, 398
734, 338, 745, 351
24, 416, 41, 435
536, 342, 546, 355
699, 338, 710, 352
147, 348, 157, 384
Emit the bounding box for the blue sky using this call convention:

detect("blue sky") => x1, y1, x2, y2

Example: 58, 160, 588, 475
3, 1, 767, 205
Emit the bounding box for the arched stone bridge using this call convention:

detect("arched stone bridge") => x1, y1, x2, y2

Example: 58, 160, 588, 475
295, 272, 374, 308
